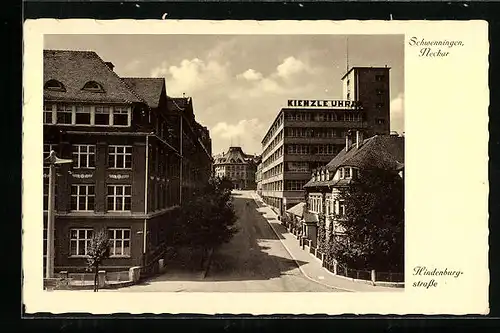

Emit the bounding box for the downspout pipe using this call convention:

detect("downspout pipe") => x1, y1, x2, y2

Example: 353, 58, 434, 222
143, 134, 150, 264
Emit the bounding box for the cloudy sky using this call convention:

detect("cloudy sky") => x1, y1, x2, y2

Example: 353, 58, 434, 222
45, 34, 404, 155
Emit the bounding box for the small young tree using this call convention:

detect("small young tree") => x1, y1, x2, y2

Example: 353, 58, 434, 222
332, 168, 404, 272
86, 229, 111, 292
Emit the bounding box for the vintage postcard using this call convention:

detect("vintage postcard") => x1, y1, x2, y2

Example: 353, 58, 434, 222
22, 19, 489, 315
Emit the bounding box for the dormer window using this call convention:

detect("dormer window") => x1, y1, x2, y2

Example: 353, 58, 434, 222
44, 79, 66, 92
344, 167, 351, 179
82, 81, 104, 92
326, 170, 330, 180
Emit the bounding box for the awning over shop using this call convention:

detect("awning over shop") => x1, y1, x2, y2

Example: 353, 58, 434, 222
286, 202, 306, 218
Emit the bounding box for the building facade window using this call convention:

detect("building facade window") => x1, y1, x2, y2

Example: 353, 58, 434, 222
75, 105, 92, 125
344, 167, 351, 179
44, 103, 54, 124
95, 106, 111, 125
56, 104, 73, 124
69, 228, 93, 257
113, 106, 129, 126
339, 200, 346, 216
107, 185, 132, 211
108, 228, 131, 257
108, 145, 132, 169
70, 184, 95, 211
72, 144, 96, 168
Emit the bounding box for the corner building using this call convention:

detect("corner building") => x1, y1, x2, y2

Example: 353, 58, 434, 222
213, 146, 260, 190
259, 66, 391, 215
43, 50, 212, 276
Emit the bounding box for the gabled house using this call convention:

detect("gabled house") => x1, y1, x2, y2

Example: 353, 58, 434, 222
303, 130, 404, 247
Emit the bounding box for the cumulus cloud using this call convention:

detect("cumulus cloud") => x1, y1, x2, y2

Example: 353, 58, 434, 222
150, 58, 229, 96
237, 69, 263, 81
231, 56, 316, 99
276, 56, 309, 78
211, 119, 266, 154
390, 93, 405, 134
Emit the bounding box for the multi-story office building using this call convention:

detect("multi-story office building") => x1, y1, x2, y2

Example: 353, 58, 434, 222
43, 50, 212, 275
255, 162, 263, 196
213, 146, 260, 190
259, 66, 391, 215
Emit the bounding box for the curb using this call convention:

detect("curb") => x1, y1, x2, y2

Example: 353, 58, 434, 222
250, 193, 355, 293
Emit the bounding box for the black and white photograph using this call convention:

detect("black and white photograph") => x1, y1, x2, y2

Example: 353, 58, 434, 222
41, 33, 404, 293
23, 19, 488, 315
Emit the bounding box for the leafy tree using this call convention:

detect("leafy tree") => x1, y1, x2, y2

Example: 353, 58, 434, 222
317, 213, 328, 253
86, 229, 111, 292
167, 176, 238, 261
330, 168, 404, 272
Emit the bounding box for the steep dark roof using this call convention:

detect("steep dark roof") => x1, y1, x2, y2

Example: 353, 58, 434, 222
43, 50, 143, 104
214, 146, 255, 165
122, 78, 165, 108
168, 97, 191, 111
304, 135, 404, 188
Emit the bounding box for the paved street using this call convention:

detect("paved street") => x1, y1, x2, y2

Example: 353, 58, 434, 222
122, 190, 342, 292
118, 190, 398, 292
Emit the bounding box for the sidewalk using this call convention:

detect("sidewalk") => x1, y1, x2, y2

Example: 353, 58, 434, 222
251, 192, 401, 292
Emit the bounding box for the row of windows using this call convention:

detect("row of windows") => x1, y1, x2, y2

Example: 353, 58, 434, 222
262, 129, 284, 160
215, 164, 247, 172
44, 144, 132, 169
286, 180, 308, 191
262, 146, 283, 170
219, 171, 252, 179
286, 144, 341, 155
262, 114, 284, 147
308, 196, 346, 216
285, 112, 363, 122
68, 228, 131, 257
44, 104, 131, 127
262, 163, 283, 180
45, 184, 132, 212
262, 180, 283, 192
286, 161, 309, 172
312, 167, 359, 182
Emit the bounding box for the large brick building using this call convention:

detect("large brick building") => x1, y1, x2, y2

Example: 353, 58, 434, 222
259, 66, 391, 216
43, 50, 212, 275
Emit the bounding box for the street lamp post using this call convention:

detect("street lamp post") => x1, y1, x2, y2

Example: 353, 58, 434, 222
44, 150, 72, 279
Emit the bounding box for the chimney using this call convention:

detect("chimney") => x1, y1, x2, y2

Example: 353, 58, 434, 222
356, 130, 364, 148
104, 62, 115, 71
345, 130, 353, 151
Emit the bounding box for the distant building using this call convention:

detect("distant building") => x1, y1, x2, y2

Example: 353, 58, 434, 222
303, 131, 404, 248
258, 66, 391, 217
213, 147, 260, 190
43, 50, 212, 275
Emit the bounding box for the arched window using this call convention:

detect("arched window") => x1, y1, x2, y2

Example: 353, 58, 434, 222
44, 79, 66, 92
82, 81, 104, 92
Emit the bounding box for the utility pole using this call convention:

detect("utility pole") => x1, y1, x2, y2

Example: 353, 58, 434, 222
44, 150, 72, 279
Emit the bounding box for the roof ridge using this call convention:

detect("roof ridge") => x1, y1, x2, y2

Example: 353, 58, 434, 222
123, 77, 165, 80
92, 53, 149, 106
